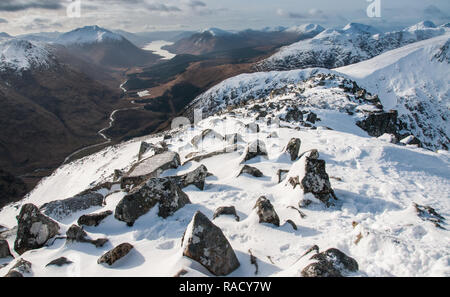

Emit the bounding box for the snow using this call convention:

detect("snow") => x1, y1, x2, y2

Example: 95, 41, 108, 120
0, 38, 53, 72
56, 25, 124, 46
285, 24, 325, 35
200, 28, 233, 37
137, 90, 150, 97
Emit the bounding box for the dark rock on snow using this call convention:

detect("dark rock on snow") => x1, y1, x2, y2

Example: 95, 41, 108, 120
238, 165, 264, 178
77, 210, 113, 227
284, 138, 302, 161
98, 243, 134, 266
414, 203, 446, 229
301, 248, 359, 277
213, 206, 240, 222
46, 257, 73, 267
0, 239, 12, 258
240, 140, 268, 164
4, 258, 32, 277
356, 110, 398, 138
168, 165, 209, 190
66, 224, 108, 248
253, 196, 280, 227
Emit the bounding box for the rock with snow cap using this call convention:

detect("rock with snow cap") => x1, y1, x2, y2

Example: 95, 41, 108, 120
238, 165, 264, 178
240, 140, 268, 164
253, 196, 280, 227
97, 243, 134, 266
138, 141, 168, 160
301, 248, 359, 277
77, 210, 113, 227
182, 211, 240, 276
213, 206, 240, 221
167, 165, 209, 190
283, 138, 302, 161
191, 129, 224, 148
14, 204, 60, 255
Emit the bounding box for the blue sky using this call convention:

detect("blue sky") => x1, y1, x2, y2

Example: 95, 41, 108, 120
0, 0, 448, 35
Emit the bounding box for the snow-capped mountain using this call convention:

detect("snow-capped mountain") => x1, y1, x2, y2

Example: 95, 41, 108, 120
0, 32, 448, 277
200, 27, 234, 37
257, 21, 449, 71
0, 39, 54, 73
56, 25, 124, 46
285, 24, 325, 36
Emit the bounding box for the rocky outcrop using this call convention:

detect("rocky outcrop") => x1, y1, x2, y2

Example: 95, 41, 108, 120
66, 224, 108, 248
400, 135, 422, 147
213, 206, 240, 221
46, 257, 73, 267
414, 203, 446, 229
40, 191, 104, 221
356, 110, 398, 138
238, 165, 263, 178
182, 211, 240, 276
121, 152, 181, 189
115, 178, 191, 226
4, 258, 32, 277
77, 210, 113, 227
301, 248, 359, 277
240, 140, 268, 164
14, 204, 60, 255
284, 138, 302, 161
253, 196, 280, 227
98, 243, 134, 266
138, 141, 168, 160
0, 239, 12, 258
167, 165, 209, 190
183, 145, 243, 165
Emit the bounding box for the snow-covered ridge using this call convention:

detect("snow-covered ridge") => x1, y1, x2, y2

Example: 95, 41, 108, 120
56, 25, 125, 46
199, 27, 234, 36
0, 38, 54, 73
257, 21, 449, 71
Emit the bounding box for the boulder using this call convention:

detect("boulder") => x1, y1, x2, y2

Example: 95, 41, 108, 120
286, 155, 336, 206
6, 258, 32, 277
400, 135, 422, 147
40, 191, 104, 221
77, 210, 113, 227
14, 204, 60, 255
356, 110, 398, 137
212, 206, 240, 222
115, 178, 191, 226
306, 112, 318, 124
182, 211, 240, 276
98, 243, 134, 266
121, 151, 181, 189
253, 196, 280, 227
298, 149, 319, 160
284, 138, 302, 161
66, 224, 108, 248
277, 169, 289, 184
46, 257, 73, 267
138, 141, 168, 160
238, 165, 263, 178
301, 248, 359, 277
183, 145, 243, 165
0, 239, 12, 258
226, 133, 245, 145
168, 165, 209, 190
191, 129, 224, 148
240, 140, 268, 164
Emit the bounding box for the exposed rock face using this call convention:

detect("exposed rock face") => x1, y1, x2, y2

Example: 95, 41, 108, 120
238, 165, 263, 178
182, 211, 240, 276
400, 135, 422, 147
414, 203, 446, 229
5, 258, 32, 277
115, 178, 191, 226
40, 191, 104, 221
213, 206, 240, 221
138, 141, 168, 160
66, 224, 108, 248
0, 239, 12, 258
98, 243, 134, 266
301, 248, 359, 277
284, 138, 302, 161
253, 196, 280, 227
46, 257, 73, 267
183, 145, 243, 165
240, 140, 268, 164
77, 210, 113, 227
0, 169, 28, 209
356, 110, 398, 137
168, 165, 209, 190
121, 151, 181, 189
286, 155, 336, 206
14, 204, 60, 255
191, 129, 224, 148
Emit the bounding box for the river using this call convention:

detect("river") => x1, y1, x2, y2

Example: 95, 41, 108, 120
142, 40, 176, 60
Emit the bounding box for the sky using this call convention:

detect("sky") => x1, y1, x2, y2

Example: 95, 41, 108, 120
0, 0, 449, 35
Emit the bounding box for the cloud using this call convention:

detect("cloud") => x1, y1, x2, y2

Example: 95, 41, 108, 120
184, 0, 206, 9
0, 0, 62, 11
22, 17, 63, 31
0, 18, 8, 24
145, 3, 182, 12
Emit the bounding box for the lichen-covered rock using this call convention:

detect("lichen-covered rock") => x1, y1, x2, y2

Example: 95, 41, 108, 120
14, 204, 60, 255
182, 211, 240, 276
301, 248, 359, 277
356, 110, 398, 137
40, 191, 104, 221
46, 257, 73, 267
0, 239, 12, 258
77, 210, 113, 227
98, 243, 134, 266
286, 154, 336, 206
253, 196, 280, 227
238, 165, 263, 178
284, 138, 302, 161
121, 152, 181, 189
240, 140, 268, 164
213, 206, 240, 221
115, 178, 191, 226
167, 165, 209, 190
66, 224, 108, 248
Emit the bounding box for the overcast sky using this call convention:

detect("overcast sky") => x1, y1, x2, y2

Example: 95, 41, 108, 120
0, 0, 449, 35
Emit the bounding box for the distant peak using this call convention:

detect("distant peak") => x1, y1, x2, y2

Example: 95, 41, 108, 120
286, 24, 325, 34
200, 28, 233, 36
342, 23, 380, 35
57, 25, 124, 45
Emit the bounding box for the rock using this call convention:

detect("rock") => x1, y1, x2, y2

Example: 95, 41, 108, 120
182, 211, 240, 276
138, 141, 168, 160
66, 224, 108, 248
213, 206, 240, 222
4, 270, 23, 277
400, 135, 422, 147
298, 149, 319, 160
240, 140, 268, 164
46, 257, 73, 267
277, 169, 289, 184
356, 110, 398, 137
14, 204, 60, 255
115, 178, 191, 226
0, 239, 12, 258
98, 243, 134, 266
168, 165, 209, 190
8, 258, 32, 275
284, 107, 303, 122
238, 165, 263, 178
183, 145, 243, 165
191, 129, 224, 148
253, 196, 280, 227
306, 112, 318, 124
285, 220, 298, 230
77, 210, 113, 227
286, 155, 336, 206
226, 133, 245, 145
301, 248, 359, 277
114, 170, 124, 181
284, 138, 302, 161
414, 203, 446, 229
174, 269, 189, 277
40, 191, 104, 221
121, 151, 181, 189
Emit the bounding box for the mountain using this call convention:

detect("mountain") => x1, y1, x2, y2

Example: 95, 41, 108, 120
0, 169, 27, 209
55, 26, 161, 68
0, 38, 121, 183
112, 30, 195, 48
257, 21, 449, 71
0, 32, 11, 39
164, 25, 324, 56
17, 31, 61, 43
0, 33, 448, 277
